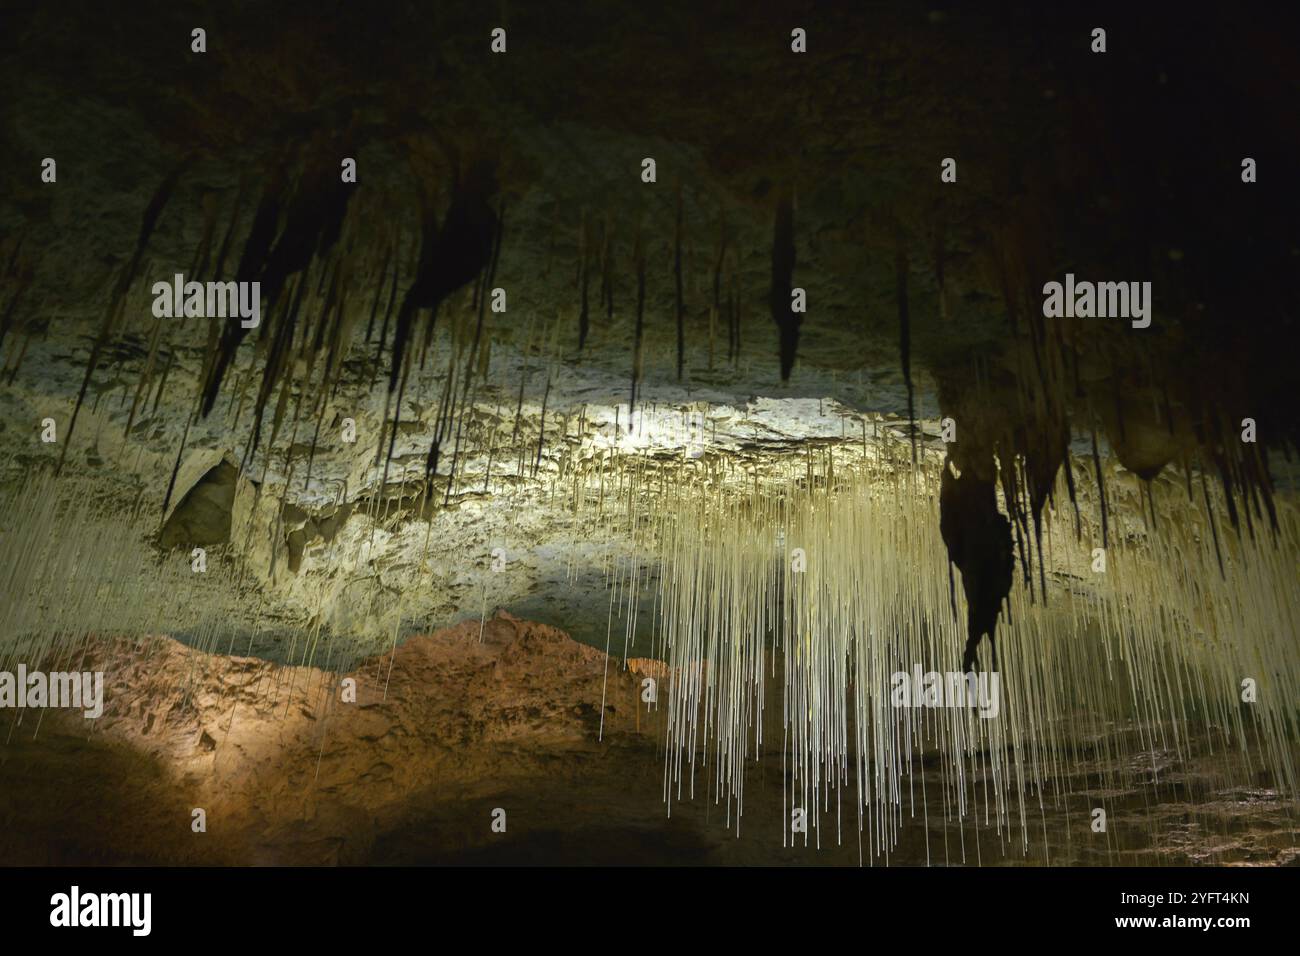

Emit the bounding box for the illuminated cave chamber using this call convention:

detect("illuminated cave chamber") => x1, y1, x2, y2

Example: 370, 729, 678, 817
0, 2, 1296, 864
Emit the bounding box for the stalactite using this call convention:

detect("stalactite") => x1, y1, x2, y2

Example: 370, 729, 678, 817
365, 242, 392, 345
61, 158, 190, 470
630, 226, 646, 423
243, 269, 308, 467
674, 184, 685, 380
387, 159, 497, 395
1090, 427, 1109, 548
895, 237, 916, 468
0, 273, 29, 356
600, 216, 614, 324
578, 209, 591, 352
771, 192, 798, 383
710, 215, 727, 373
158, 414, 193, 529
560, 436, 1300, 859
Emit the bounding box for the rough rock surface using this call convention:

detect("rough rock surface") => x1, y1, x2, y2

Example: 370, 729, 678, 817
2, 611, 1295, 866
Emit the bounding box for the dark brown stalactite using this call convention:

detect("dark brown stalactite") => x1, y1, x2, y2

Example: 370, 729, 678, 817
244, 270, 307, 466
1145, 480, 1159, 534
201, 165, 286, 415
933, 220, 947, 322
940, 457, 1015, 673
465, 200, 505, 396
445, 376, 480, 506
158, 413, 193, 533
1001, 457, 1032, 597
372, 227, 403, 384
430, 351, 459, 482
208, 176, 247, 284
0, 275, 30, 356
150, 351, 173, 415
896, 239, 916, 468
487, 201, 505, 296
187, 193, 219, 288
379, 346, 415, 521
727, 283, 737, 366
208, 149, 356, 416
770, 193, 798, 382
3, 233, 25, 278
312, 257, 342, 355
61, 158, 191, 472
947, 560, 959, 624
483, 399, 501, 493
1017, 459, 1038, 600
233, 167, 286, 284
380, 161, 498, 510
303, 397, 328, 493
423, 388, 447, 486
710, 219, 727, 372
3, 329, 31, 386
599, 217, 613, 325
510, 322, 533, 467
1242, 456, 1265, 527
388, 160, 497, 394
1022, 420, 1067, 603
534, 370, 552, 478
1213, 449, 1241, 533
444, 203, 505, 501
197, 312, 220, 413
242, 281, 295, 467
1239, 459, 1257, 543
1246, 443, 1280, 534
630, 227, 646, 423
229, 353, 255, 428
674, 184, 685, 380
1062, 432, 1082, 540
1090, 427, 1109, 549
364, 243, 392, 344
262, 359, 296, 482
123, 307, 166, 438
416, 305, 436, 371
324, 274, 351, 387
578, 210, 591, 352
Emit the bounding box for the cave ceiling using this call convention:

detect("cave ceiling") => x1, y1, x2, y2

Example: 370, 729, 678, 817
0, 2, 1296, 659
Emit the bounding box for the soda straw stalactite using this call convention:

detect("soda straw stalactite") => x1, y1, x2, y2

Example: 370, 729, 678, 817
563, 431, 1300, 861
